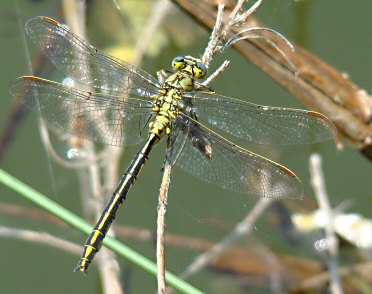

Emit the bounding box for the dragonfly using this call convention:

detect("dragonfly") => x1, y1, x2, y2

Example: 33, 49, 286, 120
9, 16, 337, 273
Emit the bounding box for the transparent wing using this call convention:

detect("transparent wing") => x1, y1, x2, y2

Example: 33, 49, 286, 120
186, 92, 337, 145
9, 77, 153, 146
171, 113, 304, 199
25, 16, 159, 97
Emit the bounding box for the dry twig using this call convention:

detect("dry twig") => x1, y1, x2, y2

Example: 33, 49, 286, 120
61, 1, 123, 293
0, 225, 81, 254
309, 154, 343, 294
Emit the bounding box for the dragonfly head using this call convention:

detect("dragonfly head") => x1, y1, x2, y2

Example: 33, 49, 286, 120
172, 56, 207, 79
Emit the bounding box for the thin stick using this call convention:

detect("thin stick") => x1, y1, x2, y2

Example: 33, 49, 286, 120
131, 0, 172, 67
309, 154, 343, 294
157, 156, 172, 294
223, 0, 263, 37
157, 122, 180, 293
61, 1, 122, 293
154, 4, 228, 289
202, 2, 225, 67
0, 225, 82, 254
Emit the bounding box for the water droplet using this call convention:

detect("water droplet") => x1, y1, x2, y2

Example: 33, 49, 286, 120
67, 148, 85, 160
62, 77, 75, 87
314, 238, 328, 251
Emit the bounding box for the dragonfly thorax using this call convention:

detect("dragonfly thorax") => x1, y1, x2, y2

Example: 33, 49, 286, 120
148, 56, 206, 139
149, 88, 183, 139
164, 71, 194, 91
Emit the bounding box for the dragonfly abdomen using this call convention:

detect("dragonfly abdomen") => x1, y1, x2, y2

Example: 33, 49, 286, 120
75, 133, 159, 273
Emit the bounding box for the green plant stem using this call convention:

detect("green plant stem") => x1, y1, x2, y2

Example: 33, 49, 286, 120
0, 168, 204, 294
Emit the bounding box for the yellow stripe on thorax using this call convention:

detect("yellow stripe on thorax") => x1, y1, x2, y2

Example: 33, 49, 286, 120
150, 72, 192, 137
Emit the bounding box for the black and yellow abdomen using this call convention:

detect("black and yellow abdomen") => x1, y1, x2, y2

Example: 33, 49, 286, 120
75, 133, 159, 272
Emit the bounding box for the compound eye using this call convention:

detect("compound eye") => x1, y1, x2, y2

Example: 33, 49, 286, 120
195, 62, 207, 79
172, 56, 185, 71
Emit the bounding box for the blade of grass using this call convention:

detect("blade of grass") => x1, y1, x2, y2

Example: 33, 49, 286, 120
0, 168, 204, 294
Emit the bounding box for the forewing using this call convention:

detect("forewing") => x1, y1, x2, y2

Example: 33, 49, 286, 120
187, 92, 337, 145
25, 16, 159, 97
9, 77, 153, 146
171, 114, 304, 199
